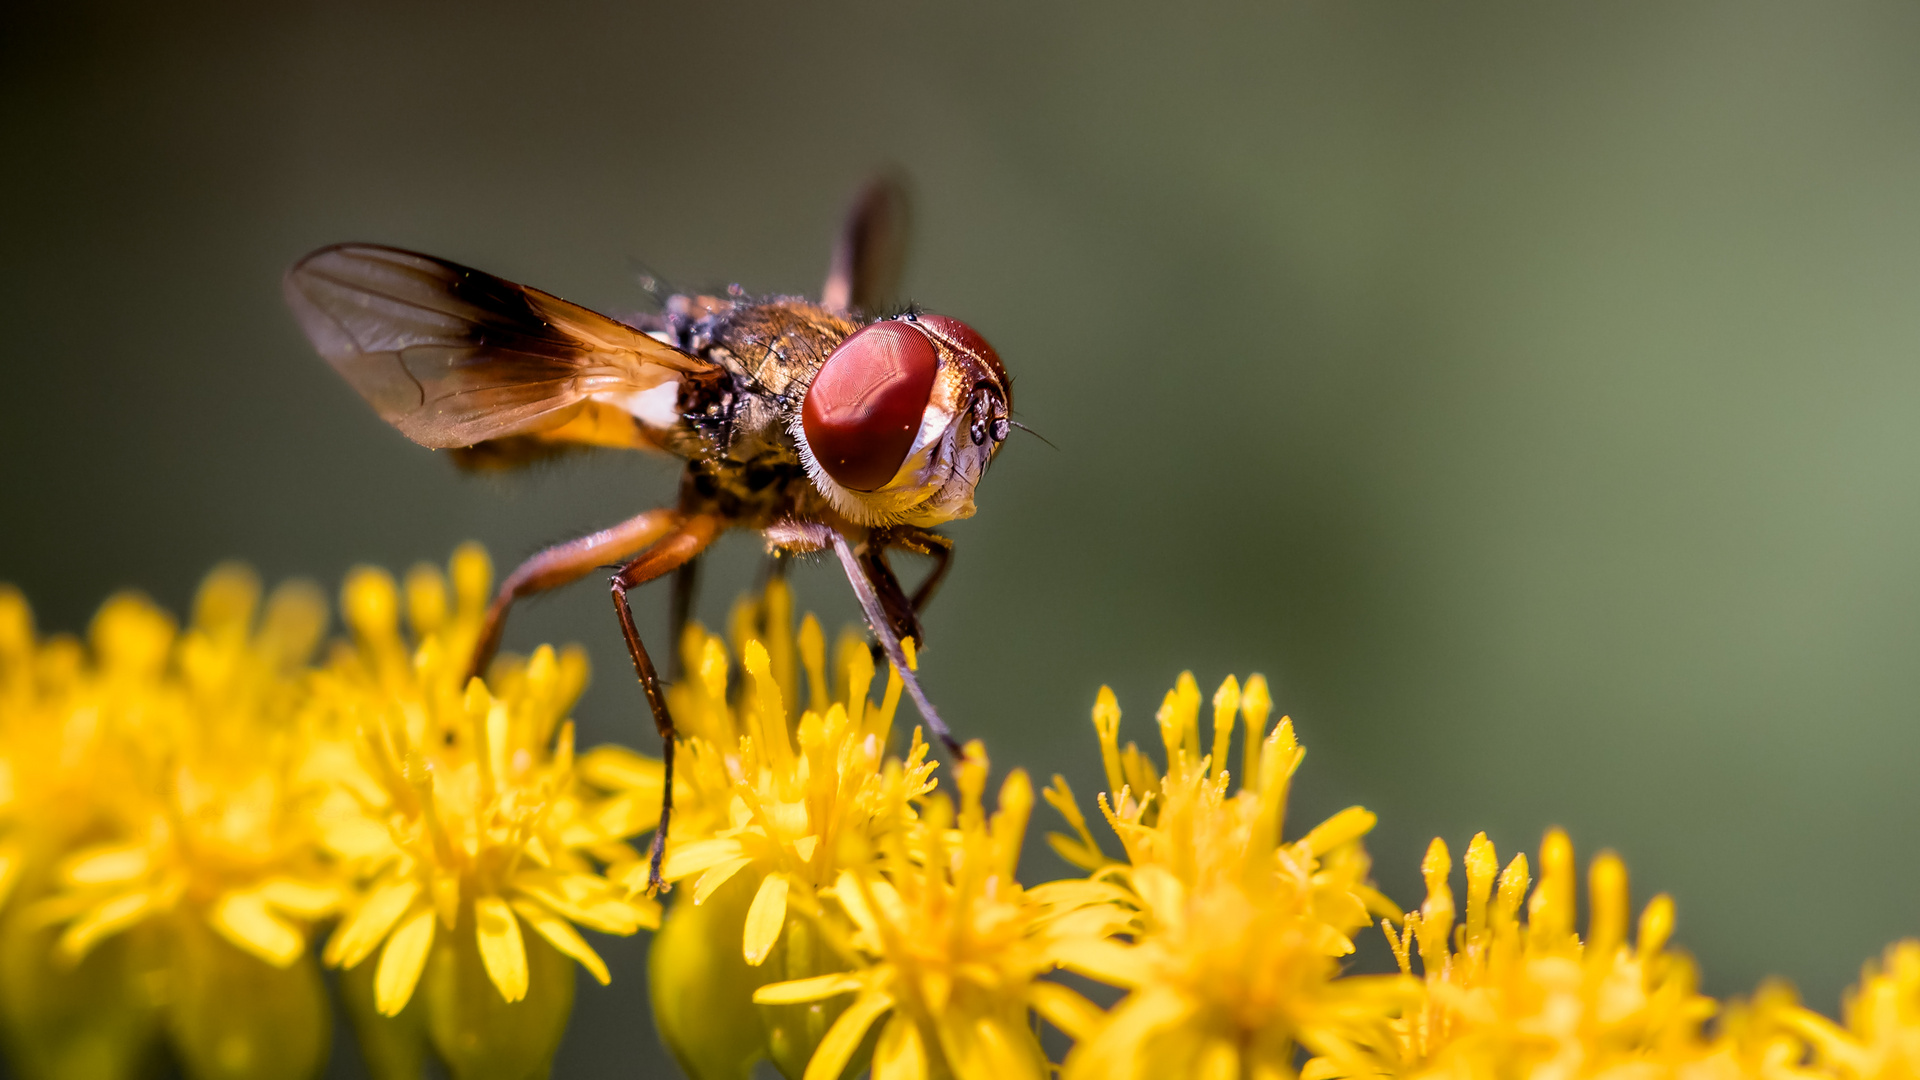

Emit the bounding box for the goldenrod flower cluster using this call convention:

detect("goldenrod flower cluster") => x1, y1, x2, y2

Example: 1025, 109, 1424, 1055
652, 585, 1920, 1080
0, 548, 657, 1080
6, 560, 1920, 1080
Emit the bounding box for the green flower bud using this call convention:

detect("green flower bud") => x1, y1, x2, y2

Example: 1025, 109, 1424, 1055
650, 871, 769, 1080
421, 909, 575, 1080
757, 911, 874, 1080
162, 912, 330, 1080
0, 866, 165, 1080
340, 906, 576, 1080
338, 950, 428, 1080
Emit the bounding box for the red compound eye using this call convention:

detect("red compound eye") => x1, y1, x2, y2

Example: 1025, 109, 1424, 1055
802, 320, 939, 492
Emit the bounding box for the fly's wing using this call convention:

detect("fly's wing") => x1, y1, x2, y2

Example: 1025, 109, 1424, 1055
822, 173, 912, 316
284, 243, 716, 451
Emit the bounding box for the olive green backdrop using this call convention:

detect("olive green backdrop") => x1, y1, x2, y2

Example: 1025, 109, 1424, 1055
8, 0, 1920, 1075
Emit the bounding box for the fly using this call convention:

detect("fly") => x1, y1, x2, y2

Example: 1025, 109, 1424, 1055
282, 178, 1012, 891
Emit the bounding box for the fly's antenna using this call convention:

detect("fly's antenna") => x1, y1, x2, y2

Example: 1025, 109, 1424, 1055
1007, 419, 1057, 450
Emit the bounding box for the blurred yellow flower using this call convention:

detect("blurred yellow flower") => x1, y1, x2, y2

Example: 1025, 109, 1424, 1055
42, 565, 338, 970
0, 566, 338, 1080
1045, 674, 1410, 1080
1758, 941, 1920, 1080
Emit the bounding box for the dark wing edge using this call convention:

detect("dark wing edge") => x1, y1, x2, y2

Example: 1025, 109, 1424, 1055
283, 243, 712, 450
822, 172, 913, 317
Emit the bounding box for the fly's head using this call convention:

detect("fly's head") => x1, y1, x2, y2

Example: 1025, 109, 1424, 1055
792, 312, 1010, 528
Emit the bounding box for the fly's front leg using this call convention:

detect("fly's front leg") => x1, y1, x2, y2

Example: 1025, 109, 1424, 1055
856, 527, 952, 657
857, 543, 921, 650
610, 513, 723, 893
467, 508, 682, 682
887, 526, 953, 623
831, 531, 962, 759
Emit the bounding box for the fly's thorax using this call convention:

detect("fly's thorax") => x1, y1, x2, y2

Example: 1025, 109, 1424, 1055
700, 299, 859, 462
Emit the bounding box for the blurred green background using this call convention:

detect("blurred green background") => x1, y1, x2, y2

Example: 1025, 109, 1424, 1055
8, 0, 1920, 1074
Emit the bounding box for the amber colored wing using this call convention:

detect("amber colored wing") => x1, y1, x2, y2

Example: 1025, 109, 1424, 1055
822, 173, 912, 316
284, 243, 715, 450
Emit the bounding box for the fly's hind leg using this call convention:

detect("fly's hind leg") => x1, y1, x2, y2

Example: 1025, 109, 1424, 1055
467, 508, 682, 682
610, 513, 724, 893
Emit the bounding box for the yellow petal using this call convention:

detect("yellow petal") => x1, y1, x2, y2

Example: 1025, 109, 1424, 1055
828, 871, 879, 939
662, 836, 747, 880
577, 745, 664, 793
1028, 980, 1106, 1042
1301, 806, 1377, 856
742, 873, 789, 966
1197, 1039, 1239, 1080
57, 888, 154, 962
804, 988, 893, 1080
954, 1014, 1038, 1080
210, 891, 304, 967
510, 898, 610, 985
256, 878, 344, 919
62, 844, 150, 886
1299, 1060, 1342, 1080
1050, 939, 1155, 989
753, 972, 866, 1004
1131, 865, 1186, 928
374, 907, 435, 1016
872, 1014, 927, 1080
692, 857, 753, 905
1026, 879, 1131, 911
474, 896, 528, 1003
320, 818, 394, 861
511, 875, 647, 936
1066, 986, 1193, 1080
920, 969, 951, 1016
560, 792, 662, 848
325, 878, 421, 969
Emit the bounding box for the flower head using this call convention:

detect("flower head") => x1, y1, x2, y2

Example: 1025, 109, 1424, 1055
315, 547, 658, 1019
1046, 674, 1408, 1080
754, 746, 1102, 1080
1751, 941, 1920, 1080
1345, 829, 1719, 1080
651, 579, 947, 1080
41, 565, 338, 969
658, 579, 934, 966
0, 565, 339, 1080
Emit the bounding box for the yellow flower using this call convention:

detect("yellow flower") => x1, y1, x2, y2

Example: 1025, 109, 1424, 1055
1045, 674, 1410, 1080
650, 580, 939, 1080
754, 746, 1102, 1080
657, 580, 930, 963
1, 566, 338, 1080
0, 583, 185, 904
43, 565, 338, 970
1349, 829, 1719, 1080
1756, 941, 1920, 1079
313, 547, 658, 1080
